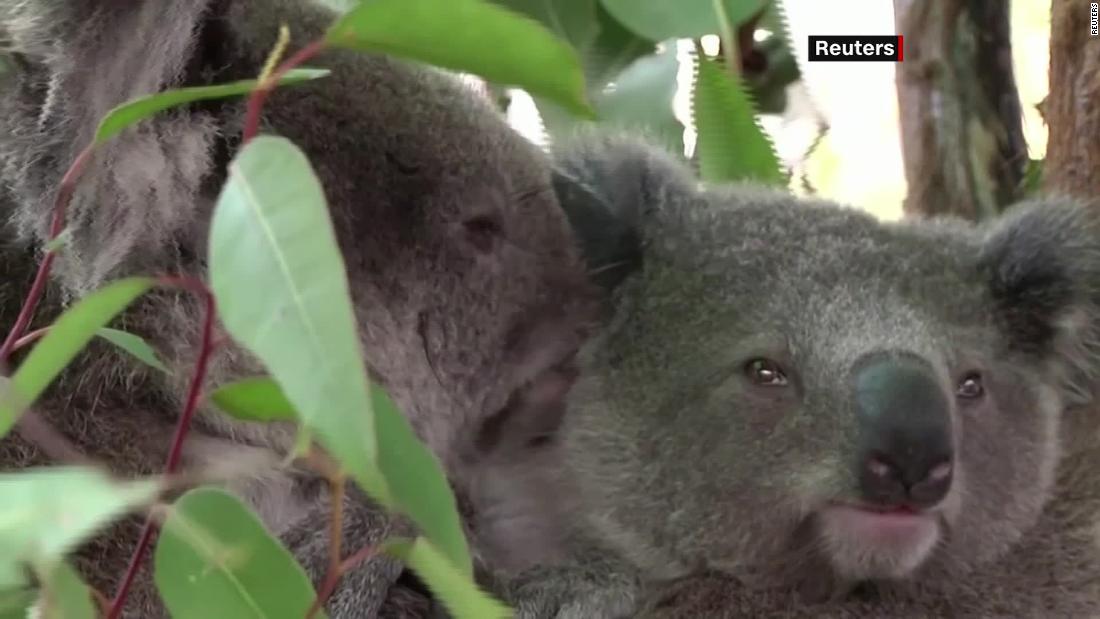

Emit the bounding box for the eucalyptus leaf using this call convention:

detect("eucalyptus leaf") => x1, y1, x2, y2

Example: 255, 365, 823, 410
371, 389, 470, 575
94, 69, 330, 144
210, 377, 298, 423
691, 55, 784, 185
207, 136, 471, 574
326, 0, 592, 117
600, 0, 764, 41
37, 562, 95, 619
0, 277, 154, 439
154, 488, 325, 619
96, 328, 168, 373
0, 587, 34, 619
594, 42, 684, 156
385, 538, 511, 619
209, 135, 380, 494
0, 468, 159, 578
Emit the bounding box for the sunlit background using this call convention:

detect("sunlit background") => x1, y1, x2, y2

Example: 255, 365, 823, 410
505, 0, 1052, 221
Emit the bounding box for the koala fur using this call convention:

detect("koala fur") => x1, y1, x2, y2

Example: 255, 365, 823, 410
498, 134, 1100, 618
0, 1, 599, 616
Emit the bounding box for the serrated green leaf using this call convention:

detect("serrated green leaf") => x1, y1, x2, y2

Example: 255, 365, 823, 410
37, 562, 95, 619
691, 55, 784, 185
0, 277, 154, 439
210, 377, 298, 423
154, 488, 325, 619
386, 538, 511, 619
0, 468, 159, 579
207, 136, 472, 575
744, 1, 801, 114
600, 0, 764, 41
94, 69, 330, 144
326, 0, 592, 117
96, 328, 168, 373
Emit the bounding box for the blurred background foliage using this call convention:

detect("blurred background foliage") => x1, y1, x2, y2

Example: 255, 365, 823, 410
322, 0, 1052, 222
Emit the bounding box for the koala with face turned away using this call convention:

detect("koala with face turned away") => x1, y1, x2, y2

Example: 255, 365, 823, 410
499, 134, 1100, 618
0, 1, 599, 616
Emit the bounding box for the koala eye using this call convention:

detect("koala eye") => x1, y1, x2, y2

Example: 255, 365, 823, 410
956, 373, 984, 400
745, 358, 789, 387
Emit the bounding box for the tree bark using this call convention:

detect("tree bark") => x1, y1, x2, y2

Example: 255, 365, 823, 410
893, 0, 1028, 220
1044, 0, 1100, 198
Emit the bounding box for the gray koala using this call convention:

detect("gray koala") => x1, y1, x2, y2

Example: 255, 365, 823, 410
497, 133, 1100, 618
0, 1, 599, 616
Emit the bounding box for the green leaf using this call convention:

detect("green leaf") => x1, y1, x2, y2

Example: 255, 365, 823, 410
0, 277, 154, 439
37, 562, 95, 619
208, 136, 471, 574
96, 328, 168, 373
154, 488, 325, 619
0, 468, 159, 578
1020, 158, 1043, 197
494, 0, 599, 57
0, 587, 34, 619
531, 20, 672, 144
326, 0, 592, 117
691, 54, 784, 185
386, 538, 511, 619
94, 69, 331, 144
209, 135, 381, 493
600, 0, 764, 41
585, 4, 658, 86
371, 390, 470, 575
594, 42, 684, 156
744, 1, 801, 114
210, 377, 298, 423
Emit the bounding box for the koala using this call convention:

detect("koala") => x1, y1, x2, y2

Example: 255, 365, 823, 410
0, 0, 599, 616
498, 133, 1100, 618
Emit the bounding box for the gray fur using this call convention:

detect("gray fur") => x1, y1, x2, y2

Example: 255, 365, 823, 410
498, 133, 1100, 617
0, 1, 599, 616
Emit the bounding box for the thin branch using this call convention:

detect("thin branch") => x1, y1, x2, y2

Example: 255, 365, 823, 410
11, 326, 49, 353
308, 543, 380, 619
711, 0, 740, 75
242, 39, 327, 144
107, 277, 217, 619
306, 474, 348, 619
0, 145, 94, 363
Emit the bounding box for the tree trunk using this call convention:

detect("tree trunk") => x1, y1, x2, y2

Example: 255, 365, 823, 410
893, 0, 1028, 220
1044, 0, 1100, 197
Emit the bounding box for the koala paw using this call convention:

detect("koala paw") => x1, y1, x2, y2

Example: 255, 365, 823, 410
504, 565, 640, 619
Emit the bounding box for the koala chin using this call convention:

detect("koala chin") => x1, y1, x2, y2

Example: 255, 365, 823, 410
817, 502, 946, 579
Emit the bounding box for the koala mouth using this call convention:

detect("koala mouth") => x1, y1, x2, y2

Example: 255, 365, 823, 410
817, 502, 942, 580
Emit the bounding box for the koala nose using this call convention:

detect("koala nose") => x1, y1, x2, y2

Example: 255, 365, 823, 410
853, 354, 954, 509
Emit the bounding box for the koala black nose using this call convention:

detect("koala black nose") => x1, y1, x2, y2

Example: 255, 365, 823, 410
853, 354, 954, 509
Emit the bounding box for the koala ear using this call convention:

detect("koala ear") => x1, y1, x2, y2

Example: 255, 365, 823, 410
550, 133, 692, 292
550, 167, 642, 292
978, 198, 1100, 400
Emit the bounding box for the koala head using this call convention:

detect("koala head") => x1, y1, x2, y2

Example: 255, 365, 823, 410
0, 0, 600, 568
549, 134, 1100, 591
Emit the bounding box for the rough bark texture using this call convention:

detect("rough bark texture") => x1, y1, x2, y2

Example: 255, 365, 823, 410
1045, 0, 1100, 198
893, 0, 1028, 220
